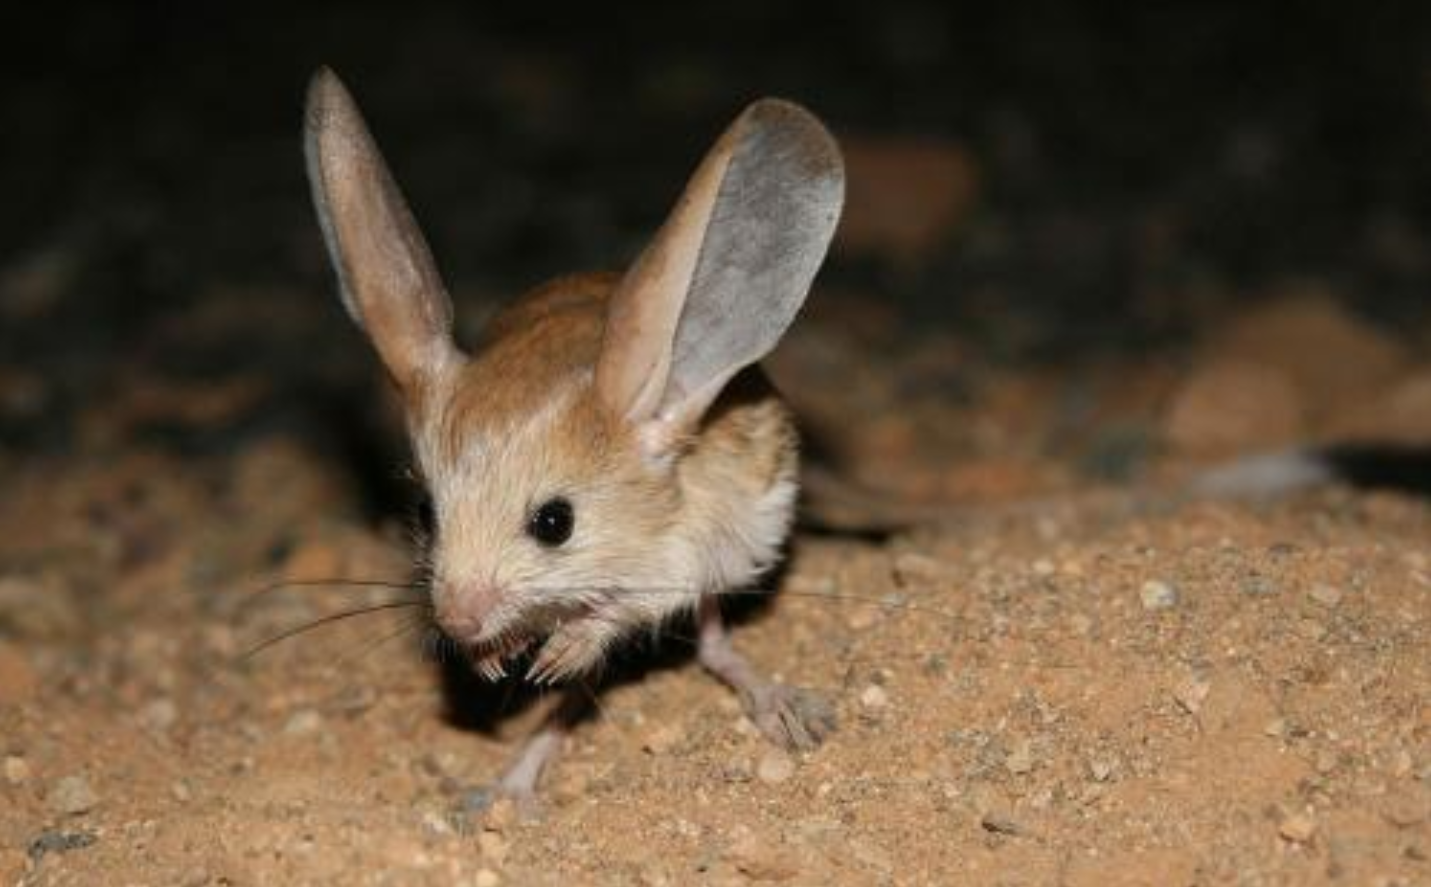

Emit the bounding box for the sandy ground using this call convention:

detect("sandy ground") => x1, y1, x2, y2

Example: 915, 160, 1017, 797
3, 11, 1431, 881
1, 287, 1427, 886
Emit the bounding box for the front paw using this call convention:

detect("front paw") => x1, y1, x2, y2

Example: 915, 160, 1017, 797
744, 683, 837, 751
526, 618, 618, 684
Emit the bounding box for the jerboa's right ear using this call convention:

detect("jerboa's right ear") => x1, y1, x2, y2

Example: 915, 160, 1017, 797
595, 98, 844, 453
304, 67, 461, 394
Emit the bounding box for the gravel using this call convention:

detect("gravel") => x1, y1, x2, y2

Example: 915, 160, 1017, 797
1140, 580, 1179, 611
48, 775, 98, 816
859, 684, 890, 710
756, 749, 796, 785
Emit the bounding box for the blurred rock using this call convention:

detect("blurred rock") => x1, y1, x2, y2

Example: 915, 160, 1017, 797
4, 755, 31, 785
1163, 360, 1304, 454
756, 749, 796, 785
0, 573, 85, 641
1331, 367, 1431, 444
837, 135, 979, 265
859, 684, 890, 711
979, 809, 1024, 836
138, 697, 179, 733
1139, 580, 1179, 611
1277, 811, 1317, 843
1205, 291, 1408, 419
48, 775, 98, 816
283, 709, 323, 737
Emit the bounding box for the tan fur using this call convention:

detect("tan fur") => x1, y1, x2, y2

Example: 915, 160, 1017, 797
412, 273, 797, 679
304, 72, 838, 683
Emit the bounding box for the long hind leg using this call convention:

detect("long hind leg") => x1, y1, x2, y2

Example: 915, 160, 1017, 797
695, 595, 836, 751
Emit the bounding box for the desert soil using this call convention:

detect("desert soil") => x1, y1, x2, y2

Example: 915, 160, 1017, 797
3, 8, 1431, 883
1, 287, 1428, 886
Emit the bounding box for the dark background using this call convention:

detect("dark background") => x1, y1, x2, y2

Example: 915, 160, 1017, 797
2, 1, 1430, 453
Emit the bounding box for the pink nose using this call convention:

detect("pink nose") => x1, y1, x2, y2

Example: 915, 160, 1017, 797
434, 582, 501, 641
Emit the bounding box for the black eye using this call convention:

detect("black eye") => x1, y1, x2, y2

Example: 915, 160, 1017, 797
527, 497, 574, 547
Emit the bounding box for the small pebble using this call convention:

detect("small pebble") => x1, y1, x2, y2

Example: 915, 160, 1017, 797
139, 698, 178, 733
3, 755, 31, 785
1088, 759, 1114, 782
756, 749, 796, 784
421, 809, 454, 837
1140, 580, 1179, 611
859, 684, 889, 710
1279, 811, 1317, 843
845, 606, 879, 630
640, 722, 684, 755
474, 869, 501, 887
49, 775, 98, 816
1309, 583, 1344, 607
733, 715, 761, 738
979, 811, 1024, 836
283, 709, 323, 736
892, 552, 951, 583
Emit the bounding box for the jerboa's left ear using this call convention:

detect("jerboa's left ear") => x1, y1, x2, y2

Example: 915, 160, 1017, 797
594, 99, 844, 450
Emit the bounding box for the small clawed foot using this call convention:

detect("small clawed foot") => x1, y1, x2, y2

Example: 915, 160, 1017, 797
744, 683, 837, 752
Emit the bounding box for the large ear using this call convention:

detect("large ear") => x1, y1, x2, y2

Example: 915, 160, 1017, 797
594, 99, 844, 444
304, 67, 461, 394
